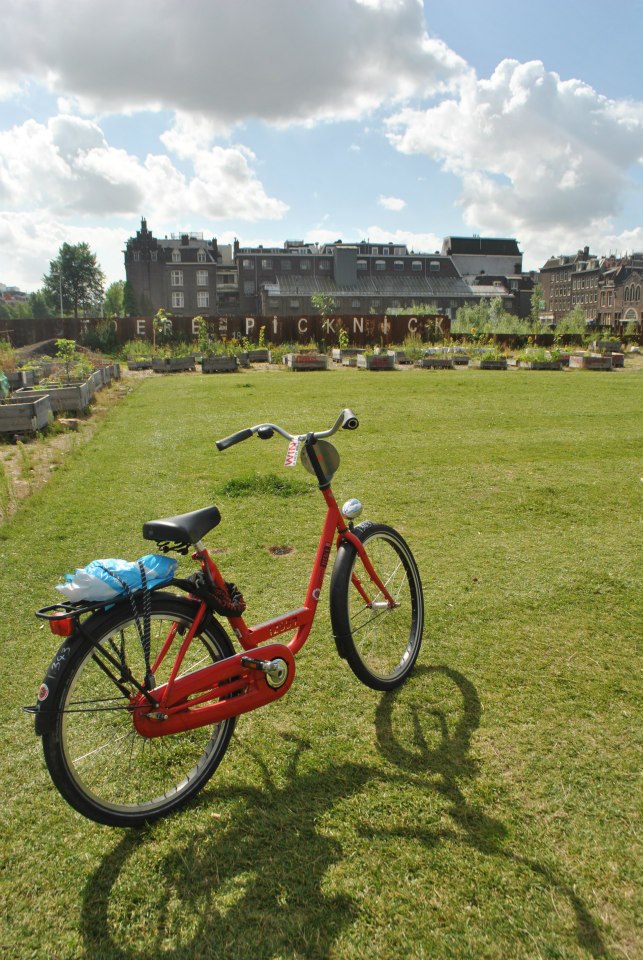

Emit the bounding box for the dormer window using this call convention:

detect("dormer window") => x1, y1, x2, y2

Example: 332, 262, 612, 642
172, 250, 181, 263
197, 249, 207, 263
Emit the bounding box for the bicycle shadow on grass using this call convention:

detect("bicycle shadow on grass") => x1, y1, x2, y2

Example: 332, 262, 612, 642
79, 664, 605, 960
374, 665, 607, 958
81, 736, 375, 960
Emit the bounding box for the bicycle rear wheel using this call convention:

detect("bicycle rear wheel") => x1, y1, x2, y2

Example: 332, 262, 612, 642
41, 594, 236, 827
330, 522, 424, 691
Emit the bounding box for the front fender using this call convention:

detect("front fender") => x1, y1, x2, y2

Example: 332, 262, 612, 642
330, 520, 375, 660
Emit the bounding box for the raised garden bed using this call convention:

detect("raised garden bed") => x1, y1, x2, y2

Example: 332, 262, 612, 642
610, 353, 625, 368
451, 354, 470, 366
356, 354, 395, 371
331, 348, 361, 363
284, 353, 329, 371
568, 354, 612, 371
416, 357, 454, 370
478, 359, 508, 370
342, 357, 358, 367
14, 381, 92, 414
0, 395, 53, 434
152, 357, 196, 373
127, 358, 153, 370
387, 351, 414, 365
519, 360, 562, 370
202, 356, 238, 373
6, 369, 36, 391
247, 349, 271, 363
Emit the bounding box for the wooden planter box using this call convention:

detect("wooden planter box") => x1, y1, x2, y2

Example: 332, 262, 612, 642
152, 356, 196, 373
6, 370, 36, 391
416, 357, 454, 370
202, 356, 238, 373
569, 354, 612, 371
342, 357, 358, 367
356, 354, 395, 370
285, 353, 329, 371
127, 358, 153, 370
478, 359, 508, 370
451, 355, 470, 366
593, 340, 621, 353
519, 360, 562, 370
15, 381, 92, 414
387, 351, 413, 365
610, 352, 624, 368
0, 395, 53, 433
247, 349, 271, 363
332, 348, 361, 363
87, 370, 104, 394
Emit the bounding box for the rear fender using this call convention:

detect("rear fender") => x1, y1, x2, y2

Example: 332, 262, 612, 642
32, 634, 83, 736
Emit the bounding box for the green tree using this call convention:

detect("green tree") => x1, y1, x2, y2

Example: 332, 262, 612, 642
104, 281, 125, 318
28, 290, 53, 319
43, 242, 106, 319
310, 293, 336, 319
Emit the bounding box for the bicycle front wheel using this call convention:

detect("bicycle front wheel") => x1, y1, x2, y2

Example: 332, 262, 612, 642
330, 523, 424, 691
41, 595, 236, 827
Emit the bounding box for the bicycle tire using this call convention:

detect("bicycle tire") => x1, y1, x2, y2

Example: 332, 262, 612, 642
330, 522, 424, 691
41, 594, 236, 827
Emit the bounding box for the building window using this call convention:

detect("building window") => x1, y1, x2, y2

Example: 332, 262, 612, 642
371, 300, 380, 309
197, 249, 207, 263
393, 260, 404, 271
197, 291, 209, 309
351, 299, 361, 308
171, 292, 184, 308
242, 259, 253, 269
171, 270, 183, 286
411, 261, 422, 272
196, 270, 208, 286
429, 261, 440, 272
243, 281, 255, 294
375, 260, 386, 271
172, 250, 181, 262
357, 260, 367, 272
268, 298, 279, 308
300, 261, 311, 271
318, 260, 330, 271
371, 247, 379, 255
151, 251, 157, 261
394, 247, 405, 256
289, 299, 300, 309
281, 259, 292, 271
133, 251, 141, 262
261, 259, 273, 270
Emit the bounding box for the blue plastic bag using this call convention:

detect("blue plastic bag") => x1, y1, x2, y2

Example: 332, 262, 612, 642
56, 554, 178, 602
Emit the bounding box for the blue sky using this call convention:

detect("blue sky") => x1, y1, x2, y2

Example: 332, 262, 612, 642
2, 0, 642, 291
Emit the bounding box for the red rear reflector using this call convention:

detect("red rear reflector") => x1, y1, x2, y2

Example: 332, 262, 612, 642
50, 617, 75, 637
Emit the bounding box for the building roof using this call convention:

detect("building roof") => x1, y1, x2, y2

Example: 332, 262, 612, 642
265, 274, 475, 299
442, 237, 521, 257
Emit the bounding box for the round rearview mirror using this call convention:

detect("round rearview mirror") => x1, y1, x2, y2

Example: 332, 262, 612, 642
301, 440, 340, 481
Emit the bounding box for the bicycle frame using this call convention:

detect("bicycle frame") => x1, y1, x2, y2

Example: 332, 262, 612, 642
131, 441, 397, 739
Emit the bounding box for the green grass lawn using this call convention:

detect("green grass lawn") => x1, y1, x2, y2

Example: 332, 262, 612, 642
1, 365, 641, 959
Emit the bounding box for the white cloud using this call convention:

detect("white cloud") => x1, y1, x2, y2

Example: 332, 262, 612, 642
0, 114, 288, 288
378, 195, 406, 211
386, 59, 643, 266
3, 0, 467, 126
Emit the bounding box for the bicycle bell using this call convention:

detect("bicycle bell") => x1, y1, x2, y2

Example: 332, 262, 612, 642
342, 498, 363, 520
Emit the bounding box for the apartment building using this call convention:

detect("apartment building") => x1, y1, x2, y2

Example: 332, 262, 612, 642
540, 247, 643, 327
124, 220, 523, 319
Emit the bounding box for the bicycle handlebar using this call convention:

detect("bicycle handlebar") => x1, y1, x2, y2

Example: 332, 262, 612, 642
216, 408, 359, 452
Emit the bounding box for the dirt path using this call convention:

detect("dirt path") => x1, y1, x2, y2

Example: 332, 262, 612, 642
0, 370, 149, 523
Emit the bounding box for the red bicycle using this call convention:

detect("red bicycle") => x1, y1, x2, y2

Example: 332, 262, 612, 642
30, 409, 424, 826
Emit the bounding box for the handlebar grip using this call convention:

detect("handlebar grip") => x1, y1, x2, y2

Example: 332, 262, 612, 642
216, 428, 254, 451
342, 409, 359, 430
